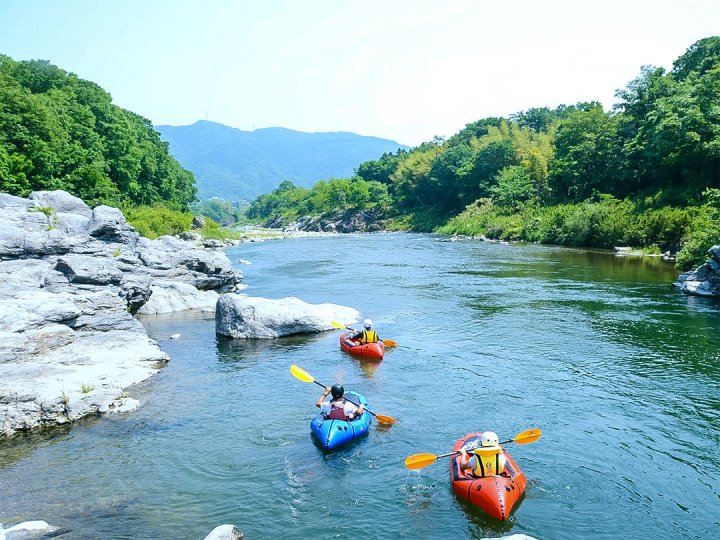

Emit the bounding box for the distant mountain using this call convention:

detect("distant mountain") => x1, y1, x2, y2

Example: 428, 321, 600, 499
156, 121, 407, 201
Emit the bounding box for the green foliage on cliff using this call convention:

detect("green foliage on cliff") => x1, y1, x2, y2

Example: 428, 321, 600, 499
0, 55, 196, 210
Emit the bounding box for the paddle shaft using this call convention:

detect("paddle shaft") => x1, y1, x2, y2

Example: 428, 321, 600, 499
312, 379, 380, 419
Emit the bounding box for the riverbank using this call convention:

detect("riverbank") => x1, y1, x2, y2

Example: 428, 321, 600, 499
0, 190, 243, 438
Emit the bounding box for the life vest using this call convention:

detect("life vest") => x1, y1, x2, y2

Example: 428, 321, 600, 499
361, 330, 378, 343
471, 447, 504, 477
327, 400, 348, 420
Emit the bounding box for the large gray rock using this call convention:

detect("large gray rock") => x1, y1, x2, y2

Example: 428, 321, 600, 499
137, 236, 242, 290
138, 280, 219, 315
203, 525, 244, 540
30, 190, 92, 217
55, 254, 124, 285
216, 295, 359, 339
0, 520, 56, 539
0, 190, 244, 438
675, 243, 720, 298
87, 205, 138, 244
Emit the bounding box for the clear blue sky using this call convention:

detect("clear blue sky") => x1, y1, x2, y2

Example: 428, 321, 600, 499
1, 0, 718, 146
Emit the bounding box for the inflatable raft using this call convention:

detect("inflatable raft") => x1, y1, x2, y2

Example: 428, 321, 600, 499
340, 332, 384, 359
310, 391, 371, 450
449, 432, 527, 520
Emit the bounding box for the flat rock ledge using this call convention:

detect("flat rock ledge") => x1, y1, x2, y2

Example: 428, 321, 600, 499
216, 295, 358, 338
0, 190, 243, 438
674, 244, 720, 298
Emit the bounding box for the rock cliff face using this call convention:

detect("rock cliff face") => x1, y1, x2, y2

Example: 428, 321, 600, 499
0, 190, 243, 438
675, 244, 720, 298
265, 208, 389, 233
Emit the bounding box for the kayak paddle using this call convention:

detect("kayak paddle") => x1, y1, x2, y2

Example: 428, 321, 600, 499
290, 364, 397, 425
404, 428, 542, 470
330, 320, 397, 348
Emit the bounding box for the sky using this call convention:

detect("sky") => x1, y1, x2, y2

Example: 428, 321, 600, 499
0, 0, 718, 146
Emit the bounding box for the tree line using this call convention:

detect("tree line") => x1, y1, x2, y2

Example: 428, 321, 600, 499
248, 37, 720, 269
0, 55, 196, 210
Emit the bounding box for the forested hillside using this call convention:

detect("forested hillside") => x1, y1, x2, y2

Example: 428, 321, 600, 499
248, 37, 720, 270
156, 121, 407, 201
0, 55, 196, 210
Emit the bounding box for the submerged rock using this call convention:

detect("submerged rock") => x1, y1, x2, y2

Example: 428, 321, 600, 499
216, 295, 358, 339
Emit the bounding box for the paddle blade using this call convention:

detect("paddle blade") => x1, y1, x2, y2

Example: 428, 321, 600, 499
374, 413, 397, 425
289, 364, 315, 383
404, 453, 438, 470
382, 339, 397, 348
330, 320, 345, 329
513, 428, 542, 445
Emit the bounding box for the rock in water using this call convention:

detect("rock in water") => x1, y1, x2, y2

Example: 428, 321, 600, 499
216, 295, 359, 338
674, 244, 720, 297
203, 524, 244, 540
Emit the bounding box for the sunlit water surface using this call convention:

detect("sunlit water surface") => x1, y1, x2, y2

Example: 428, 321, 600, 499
1, 234, 718, 539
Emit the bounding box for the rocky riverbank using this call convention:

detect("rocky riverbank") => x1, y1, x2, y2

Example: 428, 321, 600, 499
264, 208, 391, 233
0, 191, 243, 438
674, 244, 720, 298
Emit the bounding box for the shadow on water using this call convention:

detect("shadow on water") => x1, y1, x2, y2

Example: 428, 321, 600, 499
215, 332, 328, 367
0, 424, 74, 469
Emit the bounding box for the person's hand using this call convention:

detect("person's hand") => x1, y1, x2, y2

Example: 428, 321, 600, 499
323, 386, 331, 396
460, 448, 468, 459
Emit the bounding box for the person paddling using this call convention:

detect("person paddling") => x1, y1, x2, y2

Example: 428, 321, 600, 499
350, 319, 380, 344
316, 384, 365, 420
458, 431, 508, 477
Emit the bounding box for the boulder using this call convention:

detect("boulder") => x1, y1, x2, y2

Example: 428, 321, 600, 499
55, 254, 124, 285
675, 243, 720, 298
192, 215, 206, 229
216, 295, 359, 339
31, 190, 92, 217
138, 280, 219, 315
179, 231, 202, 241
87, 205, 138, 243
203, 525, 244, 540
0, 520, 55, 539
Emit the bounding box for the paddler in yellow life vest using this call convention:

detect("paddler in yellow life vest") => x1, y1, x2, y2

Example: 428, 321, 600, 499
350, 319, 380, 344
458, 431, 508, 477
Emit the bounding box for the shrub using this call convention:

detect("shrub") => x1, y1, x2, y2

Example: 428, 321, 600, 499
124, 205, 192, 238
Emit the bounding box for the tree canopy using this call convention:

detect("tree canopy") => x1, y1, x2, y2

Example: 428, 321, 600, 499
0, 56, 196, 209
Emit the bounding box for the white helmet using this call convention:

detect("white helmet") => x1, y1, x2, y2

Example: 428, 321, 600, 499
480, 431, 499, 448
363, 319, 372, 329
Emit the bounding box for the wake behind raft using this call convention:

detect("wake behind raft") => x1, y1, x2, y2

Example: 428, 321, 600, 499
311, 391, 371, 450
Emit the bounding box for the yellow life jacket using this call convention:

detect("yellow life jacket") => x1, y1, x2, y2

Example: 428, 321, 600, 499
361, 330, 378, 343
472, 447, 504, 477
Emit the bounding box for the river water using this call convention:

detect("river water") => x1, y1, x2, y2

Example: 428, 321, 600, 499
1, 233, 718, 539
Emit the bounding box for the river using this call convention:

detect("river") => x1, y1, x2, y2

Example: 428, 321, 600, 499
1, 233, 718, 539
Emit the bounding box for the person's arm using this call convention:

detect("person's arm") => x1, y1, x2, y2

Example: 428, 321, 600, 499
316, 386, 331, 408
459, 449, 471, 470
344, 401, 362, 419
